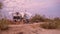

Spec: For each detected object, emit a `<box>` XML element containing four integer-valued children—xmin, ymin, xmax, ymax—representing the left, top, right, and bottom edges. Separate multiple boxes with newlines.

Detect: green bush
<box><xmin>0</xmin><ymin>19</ymin><xmax>9</xmax><ymax>30</ymax></box>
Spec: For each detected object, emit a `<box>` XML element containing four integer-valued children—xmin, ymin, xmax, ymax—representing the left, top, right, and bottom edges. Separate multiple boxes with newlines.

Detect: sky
<box><xmin>0</xmin><ymin>0</ymin><xmax>60</xmax><ymax>19</ymax></box>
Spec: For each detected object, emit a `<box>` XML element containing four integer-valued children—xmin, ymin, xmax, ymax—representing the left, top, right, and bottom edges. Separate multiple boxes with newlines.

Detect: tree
<box><xmin>0</xmin><ymin>2</ymin><xmax>3</xmax><ymax>9</ymax></box>
<box><xmin>0</xmin><ymin>2</ymin><xmax>3</xmax><ymax>19</ymax></box>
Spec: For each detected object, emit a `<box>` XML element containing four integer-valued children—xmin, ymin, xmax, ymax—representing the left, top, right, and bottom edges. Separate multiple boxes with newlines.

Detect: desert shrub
<box><xmin>40</xmin><ymin>22</ymin><xmax>58</xmax><ymax>29</ymax></box>
<box><xmin>40</xmin><ymin>21</ymin><xmax>60</xmax><ymax>29</ymax></box>
<box><xmin>44</xmin><ymin>18</ymin><xmax>53</xmax><ymax>22</ymax></box>
<box><xmin>53</xmin><ymin>17</ymin><xmax>60</xmax><ymax>22</ymax></box>
<box><xmin>30</xmin><ymin>14</ymin><xmax>45</xmax><ymax>23</ymax></box>
<box><xmin>40</xmin><ymin>17</ymin><xmax>60</xmax><ymax>29</ymax></box>
<box><xmin>54</xmin><ymin>17</ymin><xmax>60</xmax><ymax>20</ymax></box>
<box><xmin>53</xmin><ymin>17</ymin><xmax>60</xmax><ymax>29</ymax></box>
<box><xmin>0</xmin><ymin>19</ymin><xmax>9</xmax><ymax>30</ymax></box>
<box><xmin>17</xmin><ymin>32</ymin><xmax>23</xmax><ymax>34</ymax></box>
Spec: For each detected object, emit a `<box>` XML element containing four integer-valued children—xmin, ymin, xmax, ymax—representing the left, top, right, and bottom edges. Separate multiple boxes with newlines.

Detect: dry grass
<box><xmin>0</xmin><ymin>19</ymin><xmax>9</xmax><ymax>30</ymax></box>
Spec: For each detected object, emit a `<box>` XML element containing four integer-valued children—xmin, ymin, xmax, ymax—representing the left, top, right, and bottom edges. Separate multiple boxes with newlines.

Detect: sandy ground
<box><xmin>0</xmin><ymin>23</ymin><xmax>60</xmax><ymax>34</ymax></box>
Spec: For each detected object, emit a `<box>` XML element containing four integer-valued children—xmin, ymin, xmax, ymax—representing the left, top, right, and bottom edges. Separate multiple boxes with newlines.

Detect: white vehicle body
<box><xmin>9</xmin><ymin>11</ymin><xmax>32</xmax><ymax>22</ymax></box>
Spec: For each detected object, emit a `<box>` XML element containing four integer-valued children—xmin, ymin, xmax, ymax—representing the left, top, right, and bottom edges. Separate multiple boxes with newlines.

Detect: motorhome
<box><xmin>9</xmin><ymin>11</ymin><xmax>32</xmax><ymax>24</ymax></box>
